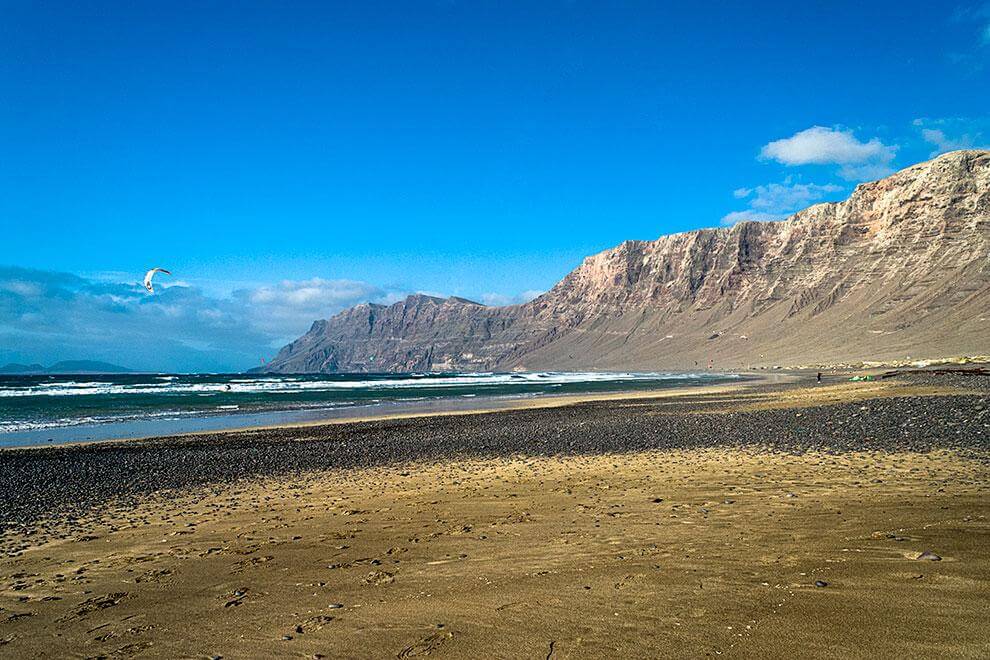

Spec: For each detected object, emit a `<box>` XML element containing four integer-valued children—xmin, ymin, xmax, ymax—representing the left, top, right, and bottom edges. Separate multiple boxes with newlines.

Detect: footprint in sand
<box><xmin>134</xmin><ymin>568</ymin><xmax>173</xmax><ymax>584</ymax></box>
<box><xmin>613</xmin><ymin>573</ymin><xmax>646</xmax><ymax>589</ymax></box>
<box><xmin>231</xmin><ymin>555</ymin><xmax>275</xmax><ymax>573</ymax></box>
<box><xmin>299</xmin><ymin>615</ymin><xmax>335</xmax><ymax>632</ymax></box>
<box><xmin>106</xmin><ymin>641</ymin><xmax>153</xmax><ymax>657</ymax></box>
<box><xmin>495</xmin><ymin>601</ymin><xmax>532</xmax><ymax>612</ymax></box>
<box><xmin>63</xmin><ymin>592</ymin><xmax>127</xmax><ymax>620</ymax></box>
<box><xmin>362</xmin><ymin>570</ymin><xmax>395</xmax><ymax>585</ymax></box>
<box><xmin>398</xmin><ymin>631</ymin><xmax>452</xmax><ymax>657</ymax></box>
<box><xmin>231</xmin><ymin>544</ymin><xmax>261</xmax><ymax>555</ymax></box>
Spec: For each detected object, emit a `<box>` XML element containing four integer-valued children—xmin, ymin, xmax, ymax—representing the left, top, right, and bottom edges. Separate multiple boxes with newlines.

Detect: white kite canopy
<box><xmin>143</xmin><ymin>268</ymin><xmax>172</xmax><ymax>293</ymax></box>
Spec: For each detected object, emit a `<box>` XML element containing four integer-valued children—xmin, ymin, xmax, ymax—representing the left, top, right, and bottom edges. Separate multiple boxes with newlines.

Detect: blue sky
<box><xmin>2</xmin><ymin>1</ymin><xmax>989</xmax><ymax>371</ymax></box>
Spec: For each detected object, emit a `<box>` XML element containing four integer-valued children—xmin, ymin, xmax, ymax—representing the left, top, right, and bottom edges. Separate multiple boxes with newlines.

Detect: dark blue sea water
<box><xmin>0</xmin><ymin>371</ymin><xmax>740</xmax><ymax>447</ymax></box>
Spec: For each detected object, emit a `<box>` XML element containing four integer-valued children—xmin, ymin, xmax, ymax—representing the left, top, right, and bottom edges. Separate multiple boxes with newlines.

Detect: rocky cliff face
<box><xmin>264</xmin><ymin>150</ymin><xmax>990</xmax><ymax>373</ymax></box>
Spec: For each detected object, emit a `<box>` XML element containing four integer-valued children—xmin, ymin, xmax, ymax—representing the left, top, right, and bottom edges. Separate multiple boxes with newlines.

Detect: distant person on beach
<box><xmin>817</xmin><ymin>372</ymin><xmax>822</xmax><ymax>383</ymax></box>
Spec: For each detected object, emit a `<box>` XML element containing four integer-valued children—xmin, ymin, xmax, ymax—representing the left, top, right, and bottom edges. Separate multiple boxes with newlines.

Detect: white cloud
<box><xmin>921</xmin><ymin>128</ymin><xmax>967</xmax><ymax>151</ymax></box>
<box><xmin>0</xmin><ymin>279</ymin><xmax>43</xmax><ymax>297</ymax></box>
<box><xmin>722</xmin><ymin>179</ymin><xmax>844</xmax><ymax>227</ymax></box>
<box><xmin>740</xmin><ymin>180</ymin><xmax>843</xmax><ymax>212</ymax></box>
<box><xmin>719</xmin><ymin>210</ymin><xmax>788</xmax><ymax>227</ymax></box>
<box><xmin>240</xmin><ymin>277</ymin><xmax>387</xmax><ymax>341</ymax></box>
<box><xmin>914</xmin><ymin>117</ymin><xmax>990</xmax><ymax>156</ymax></box>
<box><xmin>0</xmin><ymin>267</ymin><xmax>400</xmax><ymax>372</ymax></box>
<box><xmin>479</xmin><ymin>293</ymin><xmax>514</xmax><ymax>306</ymax></box>
<box><xmin>0</xmin><ymin>267</ymin><xmax>553</xmax><ymax>368</ymax></box>
<box><xmin>759</xmin><ymin>126</ymin><xmax>897</xmax><ymax>181</ymax></box>
<box><xmin>837</xmin><ymin>162</ymin><xmax>899</xmax><ymax>181</ymax></box>
<box><xmin>413</xmin><ymin>290</ymin><xmax>447</xmax><ymax>299</ymax></box>
<box><xmin>479</xmin><ymin>289</ymin><xmax>544</xmax><ymax>306</ymax></box>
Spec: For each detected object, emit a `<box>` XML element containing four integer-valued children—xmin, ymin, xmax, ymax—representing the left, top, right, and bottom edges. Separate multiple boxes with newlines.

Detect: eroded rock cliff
<box><xmin>264</xmin><ymin>150</ymin><xmax>990</xmax><ymax>372</ymax></box>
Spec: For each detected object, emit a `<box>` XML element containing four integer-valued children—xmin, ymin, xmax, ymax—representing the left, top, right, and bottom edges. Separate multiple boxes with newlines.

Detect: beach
<box><xmin>0</xmin><ymin>371</ymin><xmax>741</xmax><ymax>447</ymax></box>
<box><xmin>1</xmin><ymin>371</ymin><xmax>988</xmax><ymax>658</ymax></box>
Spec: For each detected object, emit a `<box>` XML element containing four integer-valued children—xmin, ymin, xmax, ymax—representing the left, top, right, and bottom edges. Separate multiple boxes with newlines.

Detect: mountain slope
<box><xmin>264</xmin><ymin>150</ymin><xmax>990</xmax><ymax>373</ymax></box>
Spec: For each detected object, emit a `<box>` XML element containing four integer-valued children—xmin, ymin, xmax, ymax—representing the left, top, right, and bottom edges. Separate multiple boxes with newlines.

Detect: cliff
<box><xmin>264</xmin><ymin>150</ymin><xmax>990</xmax><ymax>372</ymax></box>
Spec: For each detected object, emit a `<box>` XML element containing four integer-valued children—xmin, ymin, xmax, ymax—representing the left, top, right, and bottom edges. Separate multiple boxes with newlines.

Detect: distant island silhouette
<box><xmin>0</xmin><ymin>360</ymin><xmax>133</xmax><ymax>374</ymax></box>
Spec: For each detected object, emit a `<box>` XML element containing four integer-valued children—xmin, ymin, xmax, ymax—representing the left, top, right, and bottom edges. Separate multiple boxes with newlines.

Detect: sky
<box><xmin>2</xmin><ymin>1</ymin><xmax>989</xmax><ymax>371</ymax></box>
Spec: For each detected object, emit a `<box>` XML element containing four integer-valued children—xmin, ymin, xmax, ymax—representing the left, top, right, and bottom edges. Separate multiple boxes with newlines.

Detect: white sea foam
<box><xmin>0</xmin><ymin>399</ymin><xmax>365</xmax><ymax>434</ymax></box>
<box><xmin>0</xmin><ymin>372</ymin><xmax>733</xmax><ymax>398</ymax></box>
<box><xmin>0</xmin><ymin>409</ymin><xmax>200</xmax><ymax>434</ymax></box>
<box><xmin>0</xmin><ymin>372</ymin><xmax>739</xmax><ymax>434</ymax></box>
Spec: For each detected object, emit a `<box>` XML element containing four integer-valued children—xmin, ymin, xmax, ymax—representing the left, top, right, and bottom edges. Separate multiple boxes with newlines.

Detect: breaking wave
<box><xmin>0</xmin><ymin>372</ymin><xmax>730</xmax><ymax>398</ymax></box>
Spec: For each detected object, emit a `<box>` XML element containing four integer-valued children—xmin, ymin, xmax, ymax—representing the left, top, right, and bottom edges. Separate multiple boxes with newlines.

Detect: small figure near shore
<box><xmin>817</xmin><ymin>371</ymin><xmax>822</xmax><ymax>383</ymax></box>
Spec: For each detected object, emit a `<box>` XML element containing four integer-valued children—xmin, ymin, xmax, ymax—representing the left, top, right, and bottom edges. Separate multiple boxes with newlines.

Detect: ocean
<box><xmin>0</xmin><ymin>371</ymin><xmax>740</xmax><ymax>447</ymax></box>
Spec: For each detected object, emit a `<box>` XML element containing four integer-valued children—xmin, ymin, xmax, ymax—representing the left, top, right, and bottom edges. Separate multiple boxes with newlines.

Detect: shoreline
<box><xmin>1</xmin><ymin>369</ymin><xmax>986</xmax><ymax>534</ymax></box>
<box><xmin>1</xmin><ymin>372</ymin><xmax>770</xmax><ymax>451</ymax></box>
<box><xmin>7</xmin><ymin>365</ymin><xmax>976</xmax><ymax>453</ymax></box>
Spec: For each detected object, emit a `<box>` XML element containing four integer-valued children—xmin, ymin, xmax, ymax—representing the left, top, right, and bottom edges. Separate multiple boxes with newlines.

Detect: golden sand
<box><xmin>2</xmin><ymin>453</ymin><xmax>988</xmax><ymax>657</ymax></box>
<box><xmin>1</xmin><ymin>378</ymin><xmax>988</xmax><ymax>658</ymax></box>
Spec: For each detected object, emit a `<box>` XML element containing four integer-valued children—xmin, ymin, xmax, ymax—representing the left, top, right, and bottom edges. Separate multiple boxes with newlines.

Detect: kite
<box><xmin>143</xmin><ymin>268</ymin><xmax>171</xmax><ymax>294</ymax></box>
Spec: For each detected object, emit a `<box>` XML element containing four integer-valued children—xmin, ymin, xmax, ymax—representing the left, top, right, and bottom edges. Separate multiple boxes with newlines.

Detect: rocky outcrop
<box><xmin>265</xmin><ymin>294</ymin><xmax>521</xmax><ymax>373</ymax></box>
<box><xmin>263</xmin><ymin>150</ymin><xmax>990</xmax><ymax>372</ymax></box>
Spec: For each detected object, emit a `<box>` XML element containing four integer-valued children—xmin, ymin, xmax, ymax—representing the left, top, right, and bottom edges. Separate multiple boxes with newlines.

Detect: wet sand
<box><xmin>0</xmin><ymin>373</ymin><xmax>988</xmax><ymax>658</ymax></box>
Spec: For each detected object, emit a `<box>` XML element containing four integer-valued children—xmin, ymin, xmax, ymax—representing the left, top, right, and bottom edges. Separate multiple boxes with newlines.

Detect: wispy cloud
<box><xmin>913</xmin><ymin>117</ymin><xmax>990</xmax><ymax>156</ymax></box>
<box><xmin>0</xmin><ymin>267</ymin><xmax>404</xmax><ymax>372</ymax></box>
<box><xmin>479</xmin><ymin>290</ymin><xmax>544</xmax><ymax>306</ymax></box>
<box><xmin>719</xmin><ymin>210</ymin><xmax>788</xmax><ymax>227</ymax></box>
<box><xmin>759</xmin><ymin>126</ymin><xmax>898</xmax><ymax>181</ymax></box>
<box><xmin>721</xmin><ymin>179</ymin><xmax>844</xmax><ymax>227</ymax></box>
<box><xmin>946</xmin><ymin>3</ymin><xmax>990</xmax><ymax>71</ymax></box>
<box><xmin>740</xmin><ymin>180</ymin><xmax>843</xmax><ymax>212</ymax></box>
<box><xmin>239</xmin><ymin>278</ymin><xmax>396</xmax><ymax>343</ymax></box>
<box><xmin>951</xmin><ymin>3</ymin><xmax>990</xmax><ymax>42</ymax></box>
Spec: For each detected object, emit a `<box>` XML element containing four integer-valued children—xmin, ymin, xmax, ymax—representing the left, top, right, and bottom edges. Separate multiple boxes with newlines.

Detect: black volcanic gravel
<box><xmin>0</xmin><ymin>373</ymin><xmax>987</xmax><ymax>535</ymax></box>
